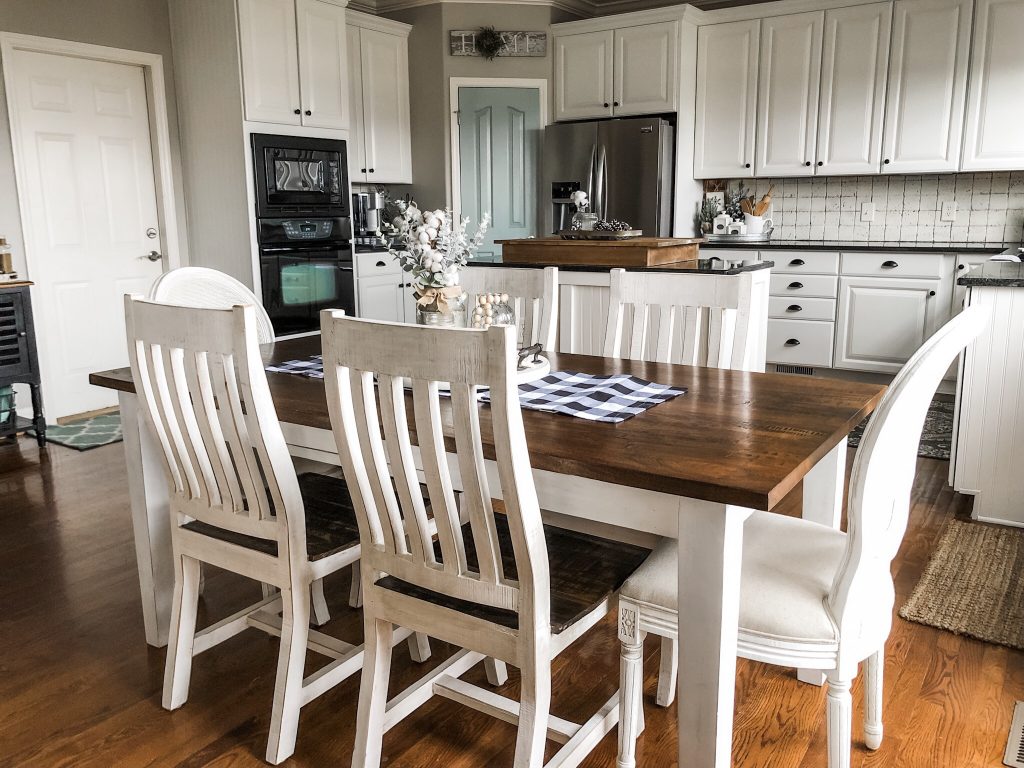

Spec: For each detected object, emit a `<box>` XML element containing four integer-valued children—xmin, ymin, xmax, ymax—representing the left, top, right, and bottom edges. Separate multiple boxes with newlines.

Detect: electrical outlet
<box><xmin>860</xmin><ymin>202</ymin><xmax>875</xmax><ymax>222</ymax></box>
<box><xmin>941</xmin><ymin>201</ymin><xmax>958</xmax><ymax>222</ymax></box>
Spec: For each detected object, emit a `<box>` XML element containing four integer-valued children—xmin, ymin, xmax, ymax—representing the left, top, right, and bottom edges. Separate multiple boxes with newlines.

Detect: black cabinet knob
<box><xmin>957</xmin><ymin>263</ymin><xmax>966</xmax><ymax>270</ymax></box>
<box><xmin>929</xmin><ymin>290</ymin><xmax>936</xmax><ymax>297</ymax></box>
<box><xmin>304</xmin><ymin>109</ymin><xmax>312</xmax><ymax>116</ymax></box>
<box><xmin>613</xmin><ymin>101</ymin><xmax>620</xmax><ymax>107</ymax></box>
<box><xmin>817</xmin><ymin>161</ymin><xmax>823</xmax><ymax>166</ymax></box>
<box><xmin>789</xmin><ymin>259</ymin><xmax>805</xmax><ymax>266</ymax></box>
<box><xmin>804</xmin><ymin>161</ymin><xmax>811</xmax><ymax>167</ymax></box>
<box><xmin>293</xmin><ymin>108</ymin><xmax>301</xmax><ymax>114</ymax></box>
<box><xmin>788</xmin><ymin>281</ymin><xmax>803</xmax><ymax>289</ymax></box>
<box><xmin>745</xmin><ymin>163</ymin><xmax>751</xmax><ymax>169</ymax></box>
<box><xmin>786</xmin><ymin>305</ymin><xmax>803</xmax><ymax>312</ymax></box>
<box><xmin>360</xmin><ymin>168</ymin><xmax>367</xmax><ymax>173</ymax></box>
<box><xmin>883</xmin><ymin>158</ymin><xmax>891</xmax><ymax>165</ymax></box>
<box><xmin>881</xmin><ymin>260</ymin><xmax>899</xmax><ymax>268</ymax></box>
<box><xmin>369</xmin><ymin>168</ymin><xmax>375</xmax><ymax>173</ymax></box>
<box><xmin>603</xmin><ymin>102</ymin><xmax>610</xmax><ymax>108</ymax></box>
<box><xmin>785</xmin><ymin>338</ymin><xmax>801</xmax><ymax>346</ymax></box>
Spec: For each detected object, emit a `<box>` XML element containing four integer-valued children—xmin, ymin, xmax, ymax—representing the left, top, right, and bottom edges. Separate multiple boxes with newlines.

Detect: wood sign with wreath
<box><xmin>449</xmin><ymin>28</ymin><xmax>548</xmax><ymax>59</ymax></box>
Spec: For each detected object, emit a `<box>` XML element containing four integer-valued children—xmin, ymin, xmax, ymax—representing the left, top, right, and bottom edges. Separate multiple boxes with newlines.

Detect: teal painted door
<box><xmin>457</xmin><ymin>87</ymin><xmax>540</xmax><ymax>262</ymax></box>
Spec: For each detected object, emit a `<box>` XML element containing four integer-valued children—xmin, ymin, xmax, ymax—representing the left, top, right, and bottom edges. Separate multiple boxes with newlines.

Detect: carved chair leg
<box><xmin>162</xmin><ymin>554</ymin><xmax>201</xmax><ymax>710</ymax></box>
<box><xmin>349</xmin><ymin>561</ymin><xmax>364</xmax><ymax>608</ymax></box>
<box><xmin>617</xmin><ymin>631</ymin><xmax>646</xmax><ymax>768</ymax></box>
<box><xmin>513</xmin><ymin>647</ymin><xmax>550</xmax><ymax>768</ymax></box>
<box><xmin>352</xmin><ymin>617</ymin><xmax>395</xmax><ymax>768</ymax></box>
<box><xmin>826</xmin><ymin>675</ymin><xmax>853</xmax><ymax>768</ymax></box>
<box><xmin>864</xmin><ymin>649</ymin><xmax>884</xmax><ymax>750</ymax></box>
<box><xmin>656</xmin><ymin>635</ymin><xmax>678</xmax><ymax>707</ymax></box>
<box><xmin>266</xmin><ymin>582</ymin><xmax>311</xmax><ymax>765</ymax></box>
<box><xmin>311</xmin><ymin>578</ymin><xmax>331</xmax><ymax>626</ymax></box>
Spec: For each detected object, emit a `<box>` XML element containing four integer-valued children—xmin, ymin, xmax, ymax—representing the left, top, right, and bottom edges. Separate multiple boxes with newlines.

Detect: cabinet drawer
<box><xmin>770</xmin><ymin>251</ymin><xmax>840</xmax><ymax>275</ymax></box>
<box><xmin>355</xmin><ymin>251</ymin><xmax>399</xmax><ymax>277</ymax></box>
<box><xmin>767</xmin><ymin>319</ymin><xmax>834</xmax><ymax>367</ymax></box>
<box><xmin>768</xmin><ymin>296</ymin><xmax>836</xmax><ymax>321</ymax></box>
<box><xmin>840</xmin><ymin>251</ymin><xmax>943</xmax><ymax>279</ymax></box>
<box><xmin>770</xmin><ymin>273</ymin><xmax>838</xmax><ymax>298</ymax></box>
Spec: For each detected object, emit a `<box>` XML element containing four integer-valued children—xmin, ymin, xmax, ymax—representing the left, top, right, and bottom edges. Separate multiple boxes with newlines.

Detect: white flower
<box><xmin>424</xmin><ymin>214</ymin><xmax>438</xmax><ymax>229</ymax></box>
<box><xmin>570</xmin><ymin>190</ymin><xmax>588</xmax><ymax>207</ymax></box>
<box><xmin>430</xmin><ymin>261</ymin><xmax>443</xmax><ymax>273</ymax></box>
<box><xmin>417</xmin><ymin>231</ymin><xmax>430</xmax><ymax>244</ymax></box>
<box><xmin>425</xmin><ymin>226</ymin><xmax>437</xmax><ymax>240</ymax></box>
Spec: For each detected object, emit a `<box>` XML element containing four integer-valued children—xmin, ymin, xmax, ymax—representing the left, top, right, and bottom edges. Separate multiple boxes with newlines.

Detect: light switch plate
<box><xmin>860</xmin><ymin>202</ymin><xmax>875</xmax><ymax>222</ymax></box>
<box><xmin>941</xmin><ymin>201</ymin><xmax>958</xmax><ymax>222</ymax></box>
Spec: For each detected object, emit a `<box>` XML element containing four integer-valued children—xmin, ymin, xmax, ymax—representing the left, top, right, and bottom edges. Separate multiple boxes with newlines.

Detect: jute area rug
<box><xmin>900</xmin><ymin>519</ymin><xmax>1024</xmax><ymax>650</ymax></box>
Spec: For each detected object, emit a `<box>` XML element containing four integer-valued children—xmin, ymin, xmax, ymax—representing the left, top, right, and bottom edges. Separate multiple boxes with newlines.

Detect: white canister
<box><xmin>743</xmin><ymin>214</ymin><xmax>773</xmax><ymax>235</ymax></box>
<box><xmin>713</xmin><ymin>214</ymin><xmax>732</xmax><ymax>234</ymax></box>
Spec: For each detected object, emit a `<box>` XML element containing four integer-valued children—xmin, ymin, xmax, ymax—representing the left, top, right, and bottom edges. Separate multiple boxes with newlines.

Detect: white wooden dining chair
<box><xmin>603</xmin><ymin>267</ymin><xmax>768</xmax><ymax>371</ymax></box>
<box><xmin>148</xmin><ymin>265</ymin><xmax>341</xmax><ymax>624</ymax></box>
<box><xmin>124</xmin><ymin>296</ymin><xmax>430</xmax><ymax>765</ymax></box>
<box><xmin>320</xmin><ymin>314</ymin><xmax>651</xmax><ymax>768</ymax></box>
<box><xmin>614</xmin><ymin>305</ymin><xmax>988</xmax><ymax>768</ymax></box>
<box><xmin>460</xmin><ymin>265</ymin><xmax>559</xmax><ymax>350</ymax></box>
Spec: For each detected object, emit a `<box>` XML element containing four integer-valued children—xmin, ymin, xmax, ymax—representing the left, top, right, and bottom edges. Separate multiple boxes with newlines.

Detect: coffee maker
<box><xmin>352</xmin><ymin>191</ymin><xmax>387</xmax><ymax>252</ymax></box>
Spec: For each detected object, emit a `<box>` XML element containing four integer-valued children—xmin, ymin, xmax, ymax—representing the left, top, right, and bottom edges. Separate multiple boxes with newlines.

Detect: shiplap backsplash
<box><xmin>729</xmin><ymin>172</ymin><xmax>1024</xmax><ymax>244</ymax></box>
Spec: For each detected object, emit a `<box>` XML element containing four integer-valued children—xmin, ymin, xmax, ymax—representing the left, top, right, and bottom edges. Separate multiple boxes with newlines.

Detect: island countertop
<box><xmin>497</xmin><ymin>236</ymin><xmax>705</xmax><ymax>268</ymax></box>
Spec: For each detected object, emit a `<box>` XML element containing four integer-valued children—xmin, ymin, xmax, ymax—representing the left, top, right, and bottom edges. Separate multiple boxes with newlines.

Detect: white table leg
<box><xmin>677</xmin><ymin>500</ymin><xmax>753</xmax><ymax>768</ymax></box>
<box><xmin>120</xmin><ymin>392</ymin><xmax>173</xmax><ymax>647</ymax></box>
<box><xmin>797</xmin><ymin>438</ymin><xmax>847</xmax><ymax>686</ymax></box>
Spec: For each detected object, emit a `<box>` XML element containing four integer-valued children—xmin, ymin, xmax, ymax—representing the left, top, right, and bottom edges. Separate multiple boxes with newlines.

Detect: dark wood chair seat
<box><xmin>377</xmin><ymin>515</ymin><xmax>651</xmax><ymax>634</ymax></box>
<box><xmin>183</xmin><ymin>473</ymin><xmax>361</xmax><ymax>561</ymax></box>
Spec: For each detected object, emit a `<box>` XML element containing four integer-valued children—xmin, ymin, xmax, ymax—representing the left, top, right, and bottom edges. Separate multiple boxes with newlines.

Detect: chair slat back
<box><xmin>321</xmin><ymin>314</ymin><xmax>549</xmax><ymax>623</ymax></box>
<box><xmin>149</xmin><ymin>266</ymin><xmax>275</xmax><ymax>344</ymax></box>
<box><xmin>829</xmin><ymin>305</ymin><xmax>988</xmax><ymax>653</ymax></box>
<box><xmin>124</xmin><ymin>296</ymin><xmax>303</xmax><ymax>551</ymax></box>
<box><xmin>602</xmin><ymin>268</ymin><xmax>758</xmax><ymax>370</ymax></box>
<box><xmin>460</xmin><ymin>266</ymin><xmax>558</xmax><ymax>351</ymax></box>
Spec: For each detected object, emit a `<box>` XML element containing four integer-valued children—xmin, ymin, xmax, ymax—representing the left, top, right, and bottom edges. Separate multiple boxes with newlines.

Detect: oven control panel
<box><xmin>281</xmin><ymin>219</ymin><xmax>335</xmax><ymax>240</ymax></box>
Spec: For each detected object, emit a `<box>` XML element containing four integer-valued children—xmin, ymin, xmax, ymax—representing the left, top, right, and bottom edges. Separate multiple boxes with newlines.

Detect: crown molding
<box><xmin>552</xmin><ymin>2</ymin><xmax>704</xmax><ymax>31</ymax></box>
<box><xmin>346</xmin><ymin>6</ymin><xmax>414</xmax><ymax>32</ymax></box>
<box><xmin>698</xmin><ymin>0</ymin><xmax>882</xmax><ymax>24</ymax></box>
<box><xmin>359</xmin><ymin>0</ymin><xmax>596</xmax><ymax>17</ymax></box>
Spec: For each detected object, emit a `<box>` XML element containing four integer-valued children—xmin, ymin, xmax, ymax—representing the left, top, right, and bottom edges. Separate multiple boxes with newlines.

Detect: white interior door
<box><xmin>8</xmin><ymin>49</ymin><xmax>164</xmax><ymax>418</ymax></box>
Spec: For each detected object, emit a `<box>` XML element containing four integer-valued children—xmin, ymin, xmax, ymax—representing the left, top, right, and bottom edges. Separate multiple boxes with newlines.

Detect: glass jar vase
<box><xmin>414</xmin><ymin>284</ymin><xmax>467</xmax><ymax>327</ymax></box>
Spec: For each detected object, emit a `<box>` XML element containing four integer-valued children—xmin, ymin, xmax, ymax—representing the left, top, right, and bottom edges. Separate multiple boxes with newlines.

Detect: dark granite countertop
<box><xmin>701</xmin><ymin>240</ymin><xmax>1010</xmax><ymax>254</ymax></box>
<box><xmin>959</xmin><ymin>260</ymin><xmax>1024</xmax><ymax>287</ymax></box>
<box><xmin>471</xmin><ymin>258</ymin><xmax>773</xmax><ymax>275</ymax></box>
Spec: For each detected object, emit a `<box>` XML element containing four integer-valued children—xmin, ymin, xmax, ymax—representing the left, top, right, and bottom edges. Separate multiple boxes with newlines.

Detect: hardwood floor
<box><xmin>1</xmin><ymin>436</ymin><xmax>1018</xmax><ymax>767</ymax></box>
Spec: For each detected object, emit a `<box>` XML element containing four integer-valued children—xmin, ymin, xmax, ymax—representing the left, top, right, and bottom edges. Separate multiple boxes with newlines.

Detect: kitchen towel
<box><xmin>481</xmin><ymin>371</ymin><xmax>686</xmax><ymax>424</ymax></box>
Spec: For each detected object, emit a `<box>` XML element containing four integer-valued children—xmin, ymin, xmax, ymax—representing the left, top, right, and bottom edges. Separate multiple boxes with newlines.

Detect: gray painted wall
<box><xmin>0</xmin><ymin>0</ymin><xmax>188</xmax><ymax>276</ymax></box>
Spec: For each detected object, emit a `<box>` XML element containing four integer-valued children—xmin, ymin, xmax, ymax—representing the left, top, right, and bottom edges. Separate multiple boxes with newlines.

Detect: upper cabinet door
<box><xmin>346</xmin><ymin>24</ymin><xmax>367</xmax><ymax>184</ymax></box>
<box><xmin>755</xmin><ymin>12</ymin><xmax>823</xmax><ymax>177</ymax></box>
<box><xmin>554</xmin><ymin>31</ymin><xmax>614</xmax><ymax>121</ymax></box>
<box><xmin>238</xmin><ymin>0</ymin><xmax>302</xmax><ymax>125</ymax></box>
<box><xmin>359</xmin><ymin>29</ymin><xmax>412</xmax><ymax>184</ymax></box>
<box><xmin>695</xmin><ymin>20</ymin><xmax>760</xmax><ymax>179</ymax></box>
<box><xmin>881</xmin><ymin>0</ymin><xmax>973</xmax><ymax>174</ymax></box>
<box><xmin>816</xmin><ymin>3</ymin><xmax>892</xmax><ymax>175</ymax></box>
<box><xmin>962</xmin><ymin>0</ymin><xmax>1024</xmax><ymax>171</ymax></box>
<box><xmin>296</xmin><ymin>0</ymin><xmax>349</xmax><ymax>130</ymax></box>
<box><xmin>613</xmin><ymin>22</ymin><xmax>679</xmax><ymax>117</ymax></box>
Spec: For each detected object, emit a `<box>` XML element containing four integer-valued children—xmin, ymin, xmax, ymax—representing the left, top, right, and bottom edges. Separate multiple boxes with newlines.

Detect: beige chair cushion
<box><xmin>619</xmin><ymin>511</ymin><xmax>849</xmax><ymax>651</ymax></box>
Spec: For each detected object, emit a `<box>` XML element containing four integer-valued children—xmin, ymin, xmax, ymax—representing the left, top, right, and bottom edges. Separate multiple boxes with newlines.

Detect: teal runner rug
<box><xmin>31</xmin><ymin>412</ymin><xmax>123</xmax><ymax>451</ymax></box>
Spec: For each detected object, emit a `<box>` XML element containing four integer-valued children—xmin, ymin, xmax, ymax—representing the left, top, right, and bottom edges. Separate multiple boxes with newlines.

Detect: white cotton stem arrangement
<box><xmin>379</xmin><ymin>202</ymin><xmax>491</xmax><ymax>294</ymax></box>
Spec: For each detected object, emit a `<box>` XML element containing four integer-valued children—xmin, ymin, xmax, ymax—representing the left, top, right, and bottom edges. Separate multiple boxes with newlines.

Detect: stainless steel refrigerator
<box><xmin>543</xmin><ymin>117</ymin><xmax>675</xmax><ymax>237</ymax></box>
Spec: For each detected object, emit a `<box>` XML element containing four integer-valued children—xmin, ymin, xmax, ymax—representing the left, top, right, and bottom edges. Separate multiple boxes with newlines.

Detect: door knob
<box><xmin>142</xmin><ymin>251</ymin><xmax>162</xmax><ymax>262</ymax></box>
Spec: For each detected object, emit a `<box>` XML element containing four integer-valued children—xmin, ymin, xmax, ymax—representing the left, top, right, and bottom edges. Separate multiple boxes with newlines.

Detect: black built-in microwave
<box><xmin>251</xmin><ymin>133</ymin><xmax>349</xmax><ymax>218</ymax></box>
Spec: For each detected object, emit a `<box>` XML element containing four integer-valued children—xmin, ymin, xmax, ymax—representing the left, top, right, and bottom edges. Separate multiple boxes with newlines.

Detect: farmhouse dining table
<box><xmin>90</xmin><ymin>335</ymin><xmax>885</xmax><ymax>768</ymax></box>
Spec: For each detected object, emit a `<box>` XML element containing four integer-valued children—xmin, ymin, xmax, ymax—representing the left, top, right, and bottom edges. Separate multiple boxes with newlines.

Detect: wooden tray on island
<box><xmin>557</xmin><ymin>229</ymin><xmax>643</xmax><ymax>240</ymax></box>
<box><xmin>497</xmin><ymin>237</ymin><xmax>705</xmax><ymax>268</ymax></box>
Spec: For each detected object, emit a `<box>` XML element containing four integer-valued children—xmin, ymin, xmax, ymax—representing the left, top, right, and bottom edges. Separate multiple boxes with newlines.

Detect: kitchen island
<box><xmin>497</xmin><ymin>236</ymin><xmax>705</xmax><ymax>268</ymax></box>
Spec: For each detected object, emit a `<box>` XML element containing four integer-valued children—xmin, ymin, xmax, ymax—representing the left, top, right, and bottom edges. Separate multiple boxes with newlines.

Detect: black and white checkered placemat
<box><xmin>266</xmin><ymin>355</ymin><xmax>325</xmax><ymax>379</ymax></box>
<box><xmin>482</xmin><ymin>371</ymin><xmax>686</xmax><ymax>423</ymax></box>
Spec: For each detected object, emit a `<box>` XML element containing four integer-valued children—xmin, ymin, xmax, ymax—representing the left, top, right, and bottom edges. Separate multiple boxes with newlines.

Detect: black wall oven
<box><xmin>252</xmin><ymin>134</ymin><xmax>354</xmax><ymax>334</ymax></box>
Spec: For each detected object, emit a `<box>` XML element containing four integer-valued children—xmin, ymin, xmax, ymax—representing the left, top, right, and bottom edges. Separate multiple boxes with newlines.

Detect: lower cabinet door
<box><xmin>357</xmin><ymin>274</ymin><xmax>404</xmax><ymax>322</ymax></box>
<box><xmin>834</xmin><ymin>275</ymin><xmax>948</xmax><ymax>373</ymax></box>
<box><xmin>767</xmin><ymin>319</ymin><xmax>834</xmax><ymax>366</ymax></box>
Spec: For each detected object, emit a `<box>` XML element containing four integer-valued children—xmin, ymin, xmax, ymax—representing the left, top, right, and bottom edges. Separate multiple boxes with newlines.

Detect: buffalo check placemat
<box><xmin>481</xmin><ymin>371</ymin><xmax>686</xmax><ymax>423</ymax></box>
<box><xmin>266</xmin><ymin>355</ymin><xmax>325</xmax><ymax>379</ymax></box>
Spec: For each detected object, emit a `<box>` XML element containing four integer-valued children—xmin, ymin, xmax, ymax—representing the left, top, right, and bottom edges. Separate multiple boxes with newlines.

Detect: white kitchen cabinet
<box><xmin>357</xmin><ymin>272</ymin><xmax>405</xmax><ymax>323</ymax></box>
<box><xmin>754</xmin><ymin>12</ymin><xmax>822</xmax><ymax>177</ymax></box>
<box><xmin>880</xmin><ymin>0</ymin><xmax>973</xmax><ymax>174</ymax></box>
<box><xmin>295</xmin><ymin>0</ymin><xmax>350</xmax><ymax>130</ymax></box>
<box><xmin>347</xmin><ymin>16</ymin><xmax>412</xmax><ymax>184</ymax></box>
<box><xmin>613</xmin><ymin>22</ymin><xmax>679</xmax><ymax>116</ymax></box>
<box><xmin>554</xmin><ymin>30</ymin><xmax>614</xmax><ymax>121</ymax></box>
<box><xmin>237</xmin><ymin>0</ymin><xmax>302</xmax><ymax>125</ymax></box>
<box><xmin>238</xmin><ymin>0</ymin><xmax>349</xmax><ymax>129</ymax></box>
<box><xmin>815</xmin><ymin>3</ymin><xmax>891</xmax><ymax>175</ymax></box>
<box><xmin>694</xmin><ymin>20</ymin><xmax>760</xmax><ymax>179</ymax></box>
<box><xmin>835</xmin><ymin>275</ymin><xmax>951</xmax><ymax>373</ymax></box>
<box><xmin>952</xmin><ymin>254</ymin><xmax>993</xmax><ymax>314</ymax></box>
<box><xmin>961</xmin><ymin>0</ymin><xmax>1024</xmax><ymax>171</ymax></box>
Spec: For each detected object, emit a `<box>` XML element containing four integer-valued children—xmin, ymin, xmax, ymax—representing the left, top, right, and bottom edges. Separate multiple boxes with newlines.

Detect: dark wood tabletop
<box><xmin>90</xmin><ymin>336</ymin><xmax>885</xmax><ymax>512</ymax></box>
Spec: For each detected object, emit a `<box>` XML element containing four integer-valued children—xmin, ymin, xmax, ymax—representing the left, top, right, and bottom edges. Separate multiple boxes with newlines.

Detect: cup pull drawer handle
<box><xmin>789</xmin><ymin>259</ymin><xmax>805</xmax><ymax>266</ymax></box>
<box><xmin>785</xmin><ymin>339</ymin><xmax>801</xmax><ymax>346</ymax></box>
<box><xmin>375</xmin><ymin>260</ymin><xmax>386</xmax><ymax>267</ymax></box>
<box><xmin>788</xmin><ymin>282</ymin><xmax>803</xmax><ymax>289</ymax></box>
<box><xmin>882</xmin><ymin>260</ymin><xmax>899</xmax><ymax>268</ymax></box>
<box><xmin>787</xmin><ymin>305</ymin><xmax>802</xmax><ymax>312</ymax></box>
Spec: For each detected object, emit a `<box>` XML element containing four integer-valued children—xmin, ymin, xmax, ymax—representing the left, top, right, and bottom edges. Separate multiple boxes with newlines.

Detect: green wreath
<box><xmin>476</xmin><ymin>26</ymin><xmax>504</xmax><ymax>60</ymax></box>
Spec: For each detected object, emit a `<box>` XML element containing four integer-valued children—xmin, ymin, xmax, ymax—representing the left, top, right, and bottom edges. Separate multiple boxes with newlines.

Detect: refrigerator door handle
<box><xmin>586</xmin><ymin>144</ymin><xmax>598</xmax><ymax>205</ymax></box>
<box><xmin>595</xmin><ymin>145</ymin><xmax>608</xmax><ymax>221</ymax></box>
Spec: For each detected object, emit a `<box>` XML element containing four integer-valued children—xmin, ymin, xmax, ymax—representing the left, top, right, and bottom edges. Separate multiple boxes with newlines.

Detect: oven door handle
<box><xmin>260</xmin><ymin>245</ymin><xmax>349</xmax><ymax>254</ymax></box>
